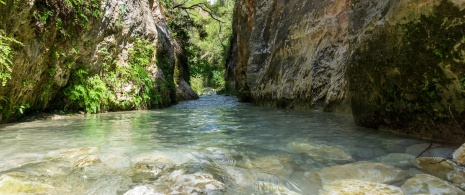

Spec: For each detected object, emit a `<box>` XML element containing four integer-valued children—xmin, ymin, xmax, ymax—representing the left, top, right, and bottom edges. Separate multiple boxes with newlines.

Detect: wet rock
<box><xmin>412</xmin><ymin>157</ymin><xmax>465</xmax><ymax>190</ymax></box>
<box><xmin>247</xmin><ymin>155</ymin><xmax>294</xmax><ymax>177</ymax></box>
<box><xmin>130</xmin><ymin>153</ymin><xmax>179</xmax><ymax>182</ymax></box>
<box><xmin>0</xmin><ymin>172</ymin><xmax>54</xmax><ymax>194</ymax></box>
<box><xmin>412</xmin><ymin>157</ymin><xmax>455</xmax><ymax>180</ymax></box>
<box><xmin>157</xmin><ymin>170</ymin><xmax>225</xmax><ymax>194</ymax></box>
<box><xmin>401</xmin><ymin>174</ymin><xmax>465</xmax><ymax>195</ymax></box>
<box><xmin>176</xmin><ymin>79</ymin><xmax>199</xmax><ymax>102</ymax></box>
<box><xmin>124</xmin><ymin>185</ymin><xmax>160</xmax><ymax>195</ymax></box>
<box><xmin>49</xmin><ymin>147</ymin><xmax>99</xmax><ymax>161</ymax></box>
<box><xmin>320</xmin><ymin>179</ymin><xmax>405</xmax><ymax>195</ymax></box>
<box><xmin>405</xmin><ymin>143</ymin><xmax>442</xmax><ymax>157</ymax></box>
<box><xmin>315</xmin><ymin>161</ymin><xmax>408</xmax><ymax>184</ymax></box>
<box><xmin>347</xmin><ymin>147</ymin><xmax>386</xmax><ymax>160</ymax></box>
<box><xmin>253</xmin><ymin>181</ymin><xmax>300</xmax><ymax>195</ymax></box>
<box><xmin>374</xmin><ymin>153</ymin><xmax>416</xmax><ymax>168</ymax></box>
<box><xmin>453</xmin><ymin>143</ymin><xmax>465</xmax><ymax>165</ymax></box>
<box><xmin>75</xmin><ymin>155</ymin><xmax>102</xmax><ymax>168</ymax></box>
<box><xmin>381</xmin><ymin>139</ymin><xmax>422</xmax><ymax>153</ymax></box>
<box><xmin>430</xmin><ymin>147</ymin><xmax>455</xmax><ymax>159</ymax></box>
<box><xmin>287</xmin><ymin>141</ymin><xmax>354</xmax><ymax>162</ymax></box>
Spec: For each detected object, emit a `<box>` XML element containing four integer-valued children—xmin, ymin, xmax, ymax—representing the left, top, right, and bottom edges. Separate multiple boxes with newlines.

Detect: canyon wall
<box><xmin>0</xmin><ymin>0</ymin><xmax>196</xmax><ymax>122</ymax></box>
<box><xmin>227</xmin><ymin>0</ymin><xmax>465</xmax><ymax>142</ymax></box>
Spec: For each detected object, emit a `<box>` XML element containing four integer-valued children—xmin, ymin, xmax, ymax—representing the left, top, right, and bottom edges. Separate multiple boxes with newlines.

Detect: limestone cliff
<box><xmin>227</xmin><ymin>0</ymin><xmax>465</xmax><ymax>142</ymax></box>
<box><xmin>0</xmin><ymin>0</ymin><xmax>196</xmax><ymax>122</ymax></box>
<box><xmin>227</xmin><ymin>0</ymin><xmax>350</xmax><ymax>112</ymax></box>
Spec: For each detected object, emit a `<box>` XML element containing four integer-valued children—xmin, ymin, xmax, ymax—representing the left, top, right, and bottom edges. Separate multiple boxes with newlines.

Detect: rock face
<box><xmin>228</xmin><ymin>0</ymin><xmax>465</xmax><ymax>141</ymax></box>
<box><xmin>226</xmin><ymin>0</ymin><xmax>350</xmax><ymax>112</ymax></box>
<box><xmin>0</xmin><ymin>0</ymin><xmax>197</xmax><ymax>122</ymax></box>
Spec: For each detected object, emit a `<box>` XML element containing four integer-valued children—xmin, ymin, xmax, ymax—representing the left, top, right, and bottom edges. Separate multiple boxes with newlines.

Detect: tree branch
<box><xmin>173</xmin><ymin>3</ymin><xmax>223</xmax><ymax>23</ymax></box>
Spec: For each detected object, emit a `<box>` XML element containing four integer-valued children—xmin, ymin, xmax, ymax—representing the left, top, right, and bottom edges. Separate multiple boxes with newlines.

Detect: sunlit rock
<box><xmin>253</xmin><ymin>181</ymin><xmax>300</xmax><ymax>195</ymax></box>
<box><xmin>401</xmin><ymin>174</ymin><xmax>465</xmax><ymax>195</ymax></box>
<box><xmin>319</xmin><ymin>179</ymin><xmax>405</xmax><ymax>195</ymax></box>
<box><xmin>412</xmin><ymin>157</ymin><xmax>465</xmax><ymax>190</ymax></box>
<box><xmin>374</xmin><ymin>153</ymin><xmax>416</xmax><ymax>168</ymax></box>
<box><xmin>130</xmin><ymin>153</ymin><xmax>178</xmax><ymax>182</ymax></box>
<box><xmin>412</xmin><ymin>157</ymin><xmax>455</xmax><ymax>180</ymax></box>
<box><xmin>287</xmin><ymin>141</ymin><xmax>354</xmax><ymax>162</ymax></box>
<box><xmin>74</xmin><ymin>155</ymin><xmax>102</xmax><ymax>168</ymax></box>
<box><xmin>453</xmin><ymin>143</ymin><xmax>465</xmax><ymax>165</ymax></box>
<box><xmin>46</xmin><ymin>147</ymin><xmax>99</xmax><ymax>163</ymax></box>
<box><xmin>157</xmin><ymin>170</ymin><xmax>225</xmax><ymax>194</ymax></box>
<box><xmin>247</xmin><ymin>155</ymin><xmax>294</xmax><ymax>177</ymax></box>
<box><xmin>0</xmin><ymin>172</ymin><xmax>54</xmax><ymax>194</ymax></box>
<box><xmin>124</xmin><ymin>185</ymin><xmax>161</xmax><ymax>195</ymax></box>
<box><xmin>315</xmin><ymin>161</ymin><xmax>408</xmax><ymax>184</ymax></box>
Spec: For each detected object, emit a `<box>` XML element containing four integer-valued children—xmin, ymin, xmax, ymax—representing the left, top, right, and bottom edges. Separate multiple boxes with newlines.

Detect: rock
<box><xmin>158</xmin><ymin>170</ymin><xmax>225</xmax><ymax>194</ymax></box>
<box><xmin>316</xmin><ymin>161</ymin><xmax>408</xmax><ymax>184</ymax></box>
<box><xmin>227</xmin><ymin>0</ymin><xmax>465</xmax><ymax>142</ymax></box>
<box><xmin>247</xmin><ymin>155</ymin><xmax>294</xmax><ymax>177</ymax></box>
<box><xmin>430</xmin><ymin>147</ymin><xmax>455</xmax><ymax>159</ymax></box>
<box><xmin>124</xmin><ymin>186</ymin><xmax>161</xmax><ymax>195</ymax></box>
<box><xmin>74</xmin><ymin>155</ymin><xmax>102</xmax><ymax>168</ymax></box>
<box><xmin>374</xmin><ymin>153</ymin><xmax>416</xmax><ymax>168</ymax></box>
<box><xmin>319</xmin><ymin>179</ymin><xmax>405</xmax><ymax>195</ymax></box>
<box><xmin>453</xmin><ymin>143</ymin><xmax>465</xmax><ymax>165</ymax></box>
<box><xmin>405</xmin><ymin>143</ymin><xmax>442</xmax><ymax>157</ymax></box>
<box><xmin>401</xmin><ymin>174</ymin><xmax>465</xmax><ymax>195</ymax></box>
<box><xmin>176</xmin><ymin>78</ymin><xmax>199</xmax><ymax>102</ymax></box>
<box><xmin>413</xmin><ymin>157</ymin><xmax>465</xmax><ymax>190</ymax></box>
<box><xmin>0</xmin><ymin>0</ymin><xmax>177</xmax><ymax>122</ymax></box>
<box><xmin>253</xmin><ymin>181</ymin><xmax>300</xmax><ymax>195</ymax></box>
<box><xmin>347</xmin><ymin>147</ymin><xmax>386</xmax><ymax>160</ymax></box>
<box><xmin>412</xmin><ymin>157</ymin><xmax>455</xmax><ymax>180</ymax></box>
<box><xmin>0</xmin><ymin>172</ymin><xmax>54</xmax><ymax>194</ymax></box>
<box><xmin>287</xmin><ymin>141</ymin><xmax>354</xmax><ymax>162</ymax></box>
<box><xmin>55</xmin><ymin>147</ymin><xmax>99</xmax><ymax>160</ymax></box>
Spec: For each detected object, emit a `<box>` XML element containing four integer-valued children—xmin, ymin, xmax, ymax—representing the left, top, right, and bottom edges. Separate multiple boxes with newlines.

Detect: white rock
<box><xmin>401</xmin><ymin>174</ymin><xmax>465</xmax><ymax>195</ymax></box>
<box><xmin>124</xmin><ymin>186</ymin><xmax>162</xmax><ymax>195</ymax></box>
<box><xmin>320</xmin><ymin>179</ymin><xmax>405</xmax><ymax>195</ymax></box>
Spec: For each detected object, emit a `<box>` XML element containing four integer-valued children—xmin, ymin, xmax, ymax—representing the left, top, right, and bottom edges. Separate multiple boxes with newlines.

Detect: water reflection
<box><xmin>0</xmin><ymin>95</ymin><xmax>458</xmax><ymax>194</ymax></box>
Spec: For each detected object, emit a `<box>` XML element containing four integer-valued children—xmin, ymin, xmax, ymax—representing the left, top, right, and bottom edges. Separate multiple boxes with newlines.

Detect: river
<box><xmin>0</xmin><ymin>95</ymin><xmax>458</xmax><ymax>194</ymax></box>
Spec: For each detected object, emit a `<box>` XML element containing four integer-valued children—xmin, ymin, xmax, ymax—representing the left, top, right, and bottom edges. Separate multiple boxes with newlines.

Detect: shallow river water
<box><xmin>0</xmin><ymin>95</ymin><xmax>460</xmax><ymax>194</ymax></box>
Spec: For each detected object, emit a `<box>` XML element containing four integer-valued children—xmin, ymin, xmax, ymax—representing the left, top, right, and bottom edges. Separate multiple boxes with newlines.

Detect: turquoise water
<box><xmin>0</xmin><ymin>95</ymin><xmax>456</xmax><ymax>194</ymax></box>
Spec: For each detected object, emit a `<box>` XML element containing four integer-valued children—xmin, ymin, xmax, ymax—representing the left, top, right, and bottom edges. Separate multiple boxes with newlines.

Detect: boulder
<box><xmin>124</xmin><ymin>186</ymin><xmax>161</xmax><ymax>195</ymax></box>
<box><xmin>401</xmin><ymin>174</ymin><xmax>465</xmax><ymax>195</ymax></box>
<box><xmin>0</xmin><ymin>172</ymin><xmax>54</xmax><ymax>194</ymax></box>
<box><xmin>158</xmin><ymin>170</ymin><xmax>225</xmax><ymax>194</ymax></box>
<box><xmin>412</xmin><ymin>157</ymin><xmax>465</xmax><ymax>190</ymax></box>
<box><xmin>320</xmin><ymin>179</ymin><xmax>405</xmax><ymax>195</ymax></box>
<box><xmin>316</xmin><ymin>161</ymin><xmax>408</xmax><ymax>184</ymax></box>
<box><xmin>75</xmin><ymin>155</ymin><xmax>102</xmax><ymax>168</ymax></box>
<box><xmin>453</xmin><ymin>143</ymin><xmax>465</xmax><ymax>165</ymax></box>
<box><xmin>247</xmin><ymin>155</ymin><xmax>294</xmax><ymax>177</ymax></box>
<box><xmin>287</xmin><ymin>141</ymin><xmax>354</xmax><ymax>162</ymax></box>
<box><xmin>374</xmin><ymin>153</ymin><xmax>416</xmax><ymax>168</ymax></box>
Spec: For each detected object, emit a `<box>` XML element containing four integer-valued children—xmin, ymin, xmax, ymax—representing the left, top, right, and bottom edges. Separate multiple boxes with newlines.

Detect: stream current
<box><xmin>0</xmin><ymin>95</ymin><xmax>458</xmax><ymax>194</ymax></box>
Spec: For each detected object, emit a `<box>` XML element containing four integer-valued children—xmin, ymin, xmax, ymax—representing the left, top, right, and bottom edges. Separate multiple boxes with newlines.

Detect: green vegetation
<box><xmin>63</xmin><ymin>38</ymin><xmax>168</xmax><ymax>113</ymax></box>
<box><xmin>0</xmin><ymin>30</ymin><xmax>22</xmax><ymax>86</ymax></box>
<box><xmin>162</xmin><ymin>0</ymin><xmax>234</xmax><ymax>94</ymax></box>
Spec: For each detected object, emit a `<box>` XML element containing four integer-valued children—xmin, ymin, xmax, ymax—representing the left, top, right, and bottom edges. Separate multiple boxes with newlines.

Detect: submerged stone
<box><xmin>287</xmin><ymin>141</ymin><xmax>354</xmax><ymax>162</ymax></box>
<box><xmin>374</xmin><ymin>153</ymin><xmax>416</xmax><ymax>168</ymax></box>
<box><xmin>156</xmin><ymin>170</ymin><xmax>225</xmax><ymax>194</ymax></box>
<box><xmin>315</xmin><ymin>161</ymin><xmax>408</xmax><ymax>184</ymax></box>
<box><xmin>0</xmin><ymin>172</ymin><xmax>54</xmax><ymax>194</ymax></box>
<box><xmin>401</xmin><ymin>174</ymin><xmax>465</xmax><ymax>195</ymax></box>
<box><xmin>247</xmin><ymin>155</ymin><xmax>294</xmax><ymax>177</ymax></box>
<box><xmin>319</xmin><ymin>179</ymin><xmax>405</xmax><ymax>195</ymax></box>
<box><xmin>74</xmin><ymin>155</ymin><xmax>102</xmax><ymax>168</ymax></box>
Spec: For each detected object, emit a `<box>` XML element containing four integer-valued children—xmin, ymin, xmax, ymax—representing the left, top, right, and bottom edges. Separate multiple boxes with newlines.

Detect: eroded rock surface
<box><xmin>227</xmin><ymin>0</ymin><xmax>465</xmax><ymax>142</ymax></box>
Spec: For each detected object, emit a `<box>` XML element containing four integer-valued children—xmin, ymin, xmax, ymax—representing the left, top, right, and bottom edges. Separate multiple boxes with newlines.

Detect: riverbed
<box><xmin>0</xmin><ymin>95</ymin><xmax>459</xmax><ymax>194</ymax></box>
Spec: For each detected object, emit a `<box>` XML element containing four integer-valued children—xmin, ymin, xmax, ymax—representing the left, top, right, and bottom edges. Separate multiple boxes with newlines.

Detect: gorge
<box><xmin>0</xmin><ymin>0</ymin><xmax>465</xmax><ymax>194</ymax></box>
